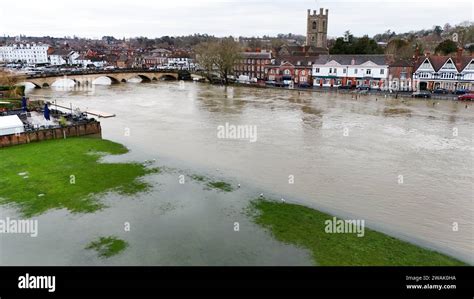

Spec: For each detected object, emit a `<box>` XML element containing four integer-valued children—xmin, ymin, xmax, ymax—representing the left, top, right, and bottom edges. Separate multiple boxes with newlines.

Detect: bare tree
<box><xmin>385</xmin><ymin>39</ymin><xmax>414</xmax><ymax>59</ymax></box>
<box><xmin>195</xmin><ymin>38</ymin><xmax>242</xmax><ymax>85</ymax></box>
<box><xmin>213</xmin><ymin>38</ymin><xmax>242</xmax><ymax>85</ymax></box>
<box><xmin>0</xmin><ymin>70</ymin><xmax>19</xmax><ymax>86</ymax></box>
<box><xmin>195</xmin><ymin>42</ymin><xmax>218</xmax><ymax>82</ymax></box>
<box><xmin>0</xmin><ymin>70</ymin><xmax>22</xmax><ymax>98</ymax></box>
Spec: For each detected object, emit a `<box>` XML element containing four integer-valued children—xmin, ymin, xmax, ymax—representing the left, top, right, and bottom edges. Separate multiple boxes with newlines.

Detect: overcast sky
<box><xmin>1</xmin><ymin>0</ymin><xmax>472</xmax><ymax>39</ymax></box>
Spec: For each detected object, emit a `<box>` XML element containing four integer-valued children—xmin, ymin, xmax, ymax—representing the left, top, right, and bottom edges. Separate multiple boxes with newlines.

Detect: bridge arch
<box><xmin>51</xmin><ymin>78</ymin><xmax>76</xmax><ymax>88</ymax></box>
<box><xmin>159</xmin><ymin>74</ymin><xmax>178</xmax><ymax>81</ymax></box>
<box><xmin>124</xmin><ymin>74</ymin><xmax>152</xmax><ymax>83</ymax></box>
<box><xmin>105</xmin><ymin>76</ymin><xmax>120</xmax><ymax>84</ymax></box>
<box><xmin>21</xmin><ymin>82</ymin><xmax>42</xmax><ymax>89</ymax></box>
<box><xmin>137</xmin><ymin>74</ymin><xmax>151</xmax><ymax>82</ymax></box>
<box><xmin>92</xmin><ymin>75</ymin><xmax>120</xmax><ymax>84</ymax></box>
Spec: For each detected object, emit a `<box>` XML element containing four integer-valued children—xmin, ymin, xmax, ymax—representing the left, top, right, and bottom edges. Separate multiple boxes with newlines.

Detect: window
<box><xmin>312</xmin><ymin>21</ymin><xmax>317</xmax><ymax>30</ymax></box>
<box><xmin>315</xmin><ymin>68</ymin><xmax>320</xmax><ymax>73</ymax></box>
<box><xmin>302</xmin><ymin>70</ymin><xmax>306</xmax><ymax>76</ymax></box>
<box><xmin>329</xmin><ymin>68</ymin><xmax>332</xmax><ymax>73</ymax></box>
<box><xmin>420</xmin><ymin>72</ymin><xmax>429</xmax><ymax>78</ymax></box>
<box><xmin>366</xmin><ymin>69</ymin><xmax>372</xmax><ymax>75</ymax></box>
<box><xmin>440</xmin><ymin>73</ymin><xmax>455</xmax><ymax>79</ymax></box>
<box><xmin>284</xmin><ymin>69</ymin><xmax>290</xmax><ymax>75</ymax></box>
<box><xmin>354</xmin><ymin>69</ymin><xmax>358</xmax><ymax>74</ymax></box>
<box><xmin>380</xmin><ymin>69</ymin><xmax>385</xmax><ymax>75</ymax></box>
<box><xmin>343</xmin><ymin>68</ymin><xmax>347</xmax><ymax>74</ymax></box>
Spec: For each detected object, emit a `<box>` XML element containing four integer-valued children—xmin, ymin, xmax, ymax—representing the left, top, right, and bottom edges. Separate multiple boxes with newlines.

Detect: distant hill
<box><xmin>373</xmin><ymin>21</ymin><xmax>474</xmax><ymax>53</ymax></box>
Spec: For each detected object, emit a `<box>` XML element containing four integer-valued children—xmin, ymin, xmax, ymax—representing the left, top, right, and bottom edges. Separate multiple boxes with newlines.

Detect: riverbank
<box><xmin>0</xmin><ymin>137</ymin><xmax>158</xmax><ymax>217</ymax></box>
<box><xmin>213</xmin><ymin>81</ymin><xmax>466</xmax><ymax>101</ymax></box>
<box><xmin>250</xmin><ymin>199</ymin><xmax>467</xmax><ymax>266</ymax></box>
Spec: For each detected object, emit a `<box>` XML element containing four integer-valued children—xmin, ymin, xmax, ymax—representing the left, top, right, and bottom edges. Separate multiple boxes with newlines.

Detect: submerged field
<box><xmin>0</xmin><ymin>137</ymin><xmax>468</xmax><ymax>265</ymax></box>
<box><xmin>0</xmin><ymin>137</ymin><xmax>157</xmax><ymax>217</ymax></box>
<box><xmin>250</xmin><ymin>200</ymin><xmax>467</xmax><ymax>266</ymax></box>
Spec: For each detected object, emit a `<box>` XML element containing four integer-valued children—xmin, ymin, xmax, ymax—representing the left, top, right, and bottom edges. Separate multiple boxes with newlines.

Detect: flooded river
<box><xmin>1</xmin><ymin>81</ymin><xmax>473</xmax><ymax>265</ymax></box>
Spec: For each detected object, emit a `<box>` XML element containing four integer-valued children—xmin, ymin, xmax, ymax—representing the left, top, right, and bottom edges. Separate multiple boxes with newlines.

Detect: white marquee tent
<box><xmin>0</xmin><ymin>115</ymin><xmax>25</xmax><ymax>136</ymax></box>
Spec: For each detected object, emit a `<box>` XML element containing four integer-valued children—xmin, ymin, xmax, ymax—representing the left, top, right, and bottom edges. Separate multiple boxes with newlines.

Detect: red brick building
<box><xmin>234</xmin><ymin>51</ymin><xmax>272</xmax><ymax>81</ymax></box>
<box><xmin>388</xmin><ymin>58</ymin><xmax>415</xmax><ymax>91</ymax></box>
<box><xmin>265</xmin><ymin>56</ymin><xmax>317</xmax><ymax>86</ymax></box>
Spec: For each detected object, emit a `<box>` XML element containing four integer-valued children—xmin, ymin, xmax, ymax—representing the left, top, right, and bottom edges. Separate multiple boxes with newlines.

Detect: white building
<box><xmin>68</xmin><ymin>51</ymin><xmax>80</xmax><ymax>65</ymax></box>
<box><xmin>72</xmin><ymin>55</ymin><xmax>92</xmax><ymax>68</ymax></box>
<box><xmin>167</xmin><ymin>57</ymin><xmax>193</xmax><ymax>69</ymax></box>
<box><xmin>0</xmin><ymin>43</ymin><xmax>50</xmax><ymax>64</ymax></box>
<box><xmin>413</xmin><ymin>51</ymin><xmax>473</xmax><ymax>91</ymax></box>
<box><xmin>48</xmin><ymin>49</ymin><xmax>70</xmax><ymax>66</ymax></box>
<box><xmin>312</xmin><ymin>55</ymin><xmax>389</xmax><ymax>88</ymax></box>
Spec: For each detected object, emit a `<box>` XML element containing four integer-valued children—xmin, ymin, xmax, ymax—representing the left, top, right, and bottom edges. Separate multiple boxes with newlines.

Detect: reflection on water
<box><xmin>1</xmin><ymin>81</ymin><xmax>473</xmax><ymax>265</ymax></box>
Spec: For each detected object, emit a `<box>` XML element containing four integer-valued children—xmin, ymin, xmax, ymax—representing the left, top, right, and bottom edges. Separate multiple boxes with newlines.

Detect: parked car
<box><xmin>274</xmin><ymin>82</ymin><xmax>285</xmax><ymax>87</ymax></box>
<box><xmin>338</xmin><ymin>85</ymin><xmax>356</xmax><ymax>90</ymax></box>
<box><xmin>412</xmin><ymin>91</ymin><xmax>432</xmax><ymax>98</ymax></box>
<box><xmin>457</xmin><ymin>93</ymin><xmax>474</xmax><ymax>101</ymax></box>
<box><xmin>453</xmin><ymin>89</ymin><xmax>470</xmax><ymax>95</ymax></box>
<box><xmin>298</xmin><ymin>83</ymin><xmax>311</xmax><ymax>88</ymax></box>
<box><xmin>432</xmin><ymin>88</ymin><xmax>449</xmax><ymax>94</ymax></box>
<box><xmin>357</xmin><ymin>85</ymin><xmax>371</xmax><ymax>91</ymax></box>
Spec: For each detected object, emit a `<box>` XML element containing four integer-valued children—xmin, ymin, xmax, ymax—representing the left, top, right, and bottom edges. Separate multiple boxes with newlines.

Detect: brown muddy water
<box><xmin>1</xmin><ymin>80</ymin><xmax>472</xmax><ymax>265</ymax></box>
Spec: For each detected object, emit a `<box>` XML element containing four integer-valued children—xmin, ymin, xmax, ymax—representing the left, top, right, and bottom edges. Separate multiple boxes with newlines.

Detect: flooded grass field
<box><xmin>1</xmin><ymin>81</ymin><xmax>472</xmax><ymax>265</ymax></box>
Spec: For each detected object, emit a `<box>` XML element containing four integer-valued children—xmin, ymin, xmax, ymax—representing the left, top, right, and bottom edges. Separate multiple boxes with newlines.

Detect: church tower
<box><xmin>306</xmin><ymin>8</ymin><xmax>328</xmax><ymax>49</ymax></box>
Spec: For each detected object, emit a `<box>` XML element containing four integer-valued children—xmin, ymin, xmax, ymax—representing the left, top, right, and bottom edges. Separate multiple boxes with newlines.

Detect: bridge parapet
<box><xmin>19</xmin><ymin>70</ymin><xmax>181</xmax><ymax>88</ymax></box>
<box><xmin>25</xmin><ymin>69</ymin><xmax>180</xmax><ymax>79</ymax></box>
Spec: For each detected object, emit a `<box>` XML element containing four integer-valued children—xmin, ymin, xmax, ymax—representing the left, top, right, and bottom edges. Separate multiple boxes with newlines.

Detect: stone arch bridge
<box><xmin>19</xmin><ymin>70</ymin><xmax>179</xmax><ymax>88</ymax></box>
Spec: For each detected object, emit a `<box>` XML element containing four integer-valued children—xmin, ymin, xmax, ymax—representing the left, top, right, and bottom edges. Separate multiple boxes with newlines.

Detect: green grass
<box><xmin>190</xmin><ymin>174</ymin><xmax>234</xmax><ymax>192</ymax></box>
<box><xmin>190</xmin><ymin>174</ymin><xmax>206</xmax><ymax>182</ymax></box>
<box><xmin>0</xmin><ymin>137</ymin><xmax>158</xmax><ymax>217</ymax></box>
<box><xmin>250</xmin><ymin>199</ymin><xmax>467</xmax><ymax>266</ymax></box>
<box><xmin>206</xmin><ymin>181</ymin><xmax>233</xmax><ymax>192</ymax></box>
<box><xmin>86</xmin><ymin>236</ymin><xmax>128</xmax><ymax>258</ymax></box>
